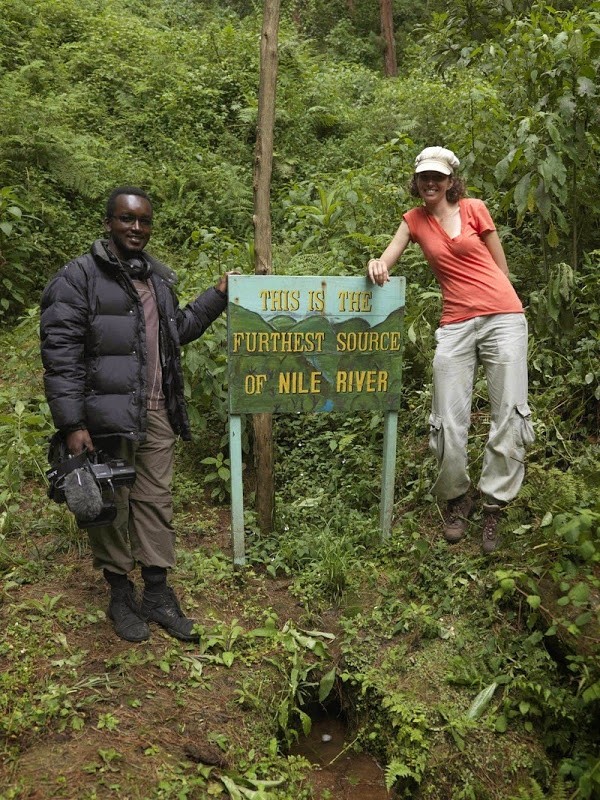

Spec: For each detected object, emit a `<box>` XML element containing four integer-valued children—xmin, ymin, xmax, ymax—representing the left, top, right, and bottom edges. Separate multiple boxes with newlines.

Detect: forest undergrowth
<box><xmin>0</xmin><ymin>262</ymin><xmax>598</xmax><ymax>798</ymax></box>
<box><xmin>0</xmin><ymin>1</ymin><xmax>599</xmax><ymax>798</ymax></box>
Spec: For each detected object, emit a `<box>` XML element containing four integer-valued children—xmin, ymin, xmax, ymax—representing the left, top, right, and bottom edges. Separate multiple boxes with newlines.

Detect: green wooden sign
<box><xmin>228</xmin><ymin>276</ymin><xmax>405</xmax><ymax>414</ymax></box>
<box><xmin>227</xmin><ymin>275</ymin><xmax>406</xmax><ymax>565</ymax></box>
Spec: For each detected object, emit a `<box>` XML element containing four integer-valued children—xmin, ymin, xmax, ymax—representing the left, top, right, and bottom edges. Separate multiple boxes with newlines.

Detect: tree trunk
<box><xmin>379</xmin><ymin>0</ymin><xmax>397</xmax><ymax>77</ymax></box>
<box><xmin>252</xmin><ymin>0</ymin><xmax>280</xmax><ymax>533</ymax></box>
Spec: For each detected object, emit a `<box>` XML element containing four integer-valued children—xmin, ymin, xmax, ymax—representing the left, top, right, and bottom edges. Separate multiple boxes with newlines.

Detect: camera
<box><xmin>47</xmin><ymin>446</ymin><xmax>136</xmax><ymax>528</ymax></box>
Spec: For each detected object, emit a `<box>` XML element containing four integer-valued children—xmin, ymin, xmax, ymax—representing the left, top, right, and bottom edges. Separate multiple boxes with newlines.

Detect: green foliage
<box><xmin>234</xmin><ymin>615</ymin><xmax>335</xmax><ymax>748</ymax></box>
<box><xmin>529</xmin><ymin>262</ymin><xmax>576</xmax><ymax>336</ymax></box>
<box><xmin>420</xmin><ymin>1</ymin><xmax>600</xmax><ymax>269</ymax></box>
<box><xmin>201</xmin><ymin>451</ymin><xmax>232</xmax><ymax>503</ymax></box>
<box><xmin>0</xmin><ymin>594</ymin><xmax>113</xmax><ymax>739</ymax></box>
<box><xmin>510</xmin><ymin>776</ymin><xmax>566</xmax><ymax>800</ymax></box>
<box><xmin>380</xmin><ymin>693</ymin><xmax>429</xmax><ymax>790</ymax></box>
<box><xmin>528</xmin><ymin>253</ymin><xmax>600</xmax><ymax>434</ymax></box>
<box><xmin>248</xmin><ymin>495</ymin><xmax>378</xmax><ymax>608</ymax></box>
<box><xmin>0</xmin><ymin>313</ymin><xmax>53</xmax><ymax>522</ymax></box>
<box><xmin>0</xmin><ymin>187</ymin><xmax>39</xmax><ymax>321</ymax></box>
<box><xmin>0</xmin><ymin>2</ymin><xmax>599</xmax><ymax>797</ymax></box>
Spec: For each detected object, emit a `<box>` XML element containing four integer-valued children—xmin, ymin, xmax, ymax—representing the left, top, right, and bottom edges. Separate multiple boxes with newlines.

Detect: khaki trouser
<box><xmin>87</xmin><ymin>409</ymin><xmax>177</xmax><ymax>574</ymax></box>
<box><xmin>428</xmin><ymin>313</ymin><xmax>535</xmax><ymax>504</ymax></box>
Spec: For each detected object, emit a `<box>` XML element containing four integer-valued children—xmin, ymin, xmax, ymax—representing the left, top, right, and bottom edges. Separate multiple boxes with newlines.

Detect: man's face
<box><xmin>104</xmin><ymin>194</ymin><xmax>153</xmax><ymax>260</ymax></box>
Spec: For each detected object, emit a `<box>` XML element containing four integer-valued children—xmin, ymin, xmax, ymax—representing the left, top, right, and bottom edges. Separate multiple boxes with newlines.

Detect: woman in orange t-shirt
<box><xmin>368</xmin><ymin>146</ymin><xmax>534</xmax><ymax>554</ymax></box>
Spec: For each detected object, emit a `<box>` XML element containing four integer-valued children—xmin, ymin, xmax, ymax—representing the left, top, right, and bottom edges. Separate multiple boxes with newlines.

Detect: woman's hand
<box><xmin>367</xmin><ymin>221</ymin><xmax>410</xmax><ymax>285</ymax></box>
<box><xmin>367</xmin><ymin>258</ymin><xmax>390</xmax><ymax>286</ymax></box>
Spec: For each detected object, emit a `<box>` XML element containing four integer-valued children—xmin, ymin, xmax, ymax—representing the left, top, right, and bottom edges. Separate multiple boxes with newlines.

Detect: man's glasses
<box><xmin>112</xmin><ymin>214</ymin><xmax>153</xmax><ymax>228</ymax></box>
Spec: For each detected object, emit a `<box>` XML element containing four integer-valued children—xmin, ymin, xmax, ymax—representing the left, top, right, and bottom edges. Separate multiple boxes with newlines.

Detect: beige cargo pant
<box><xmin>87</xmin><ymin>409</ymin><xmax>177</xmax><ymax>574</ymax></box>
<box><xmin>428</xmin><ymin>313</ymin><xmax>535</xmax><ymax>505</ymax></box>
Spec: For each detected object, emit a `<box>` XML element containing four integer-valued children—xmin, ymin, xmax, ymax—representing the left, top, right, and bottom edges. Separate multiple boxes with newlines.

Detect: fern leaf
<box><xmin>384</xmin><ymin>759</ymin><xmax>412</xmax><ymax>791</ymax></box>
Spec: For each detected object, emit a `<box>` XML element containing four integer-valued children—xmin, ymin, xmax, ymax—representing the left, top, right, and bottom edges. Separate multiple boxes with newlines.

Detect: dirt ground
<box><xmin>0</xmin><ymin>504</ymin><xmax>344</xmax><ymax>800</ymax></box>
<box><xmin>3</xmin><ymin>484</ymin><xmax>593</xmax><ymax>799</ymax></box>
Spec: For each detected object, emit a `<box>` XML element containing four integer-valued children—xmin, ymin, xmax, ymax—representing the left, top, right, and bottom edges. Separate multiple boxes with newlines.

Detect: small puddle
<box><xmin>289</xmin><ymin>707</ymin><xmax>389</xmax><ymax>799</ymax></box>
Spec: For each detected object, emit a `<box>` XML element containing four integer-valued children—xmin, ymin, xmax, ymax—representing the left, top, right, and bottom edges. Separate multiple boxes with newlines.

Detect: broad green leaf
<box><xmin>219</xmin><ymin>775</ymin><xmax>244</xmax><ymax>800</ymax></box>
<box><xmin>546</xmin><ymin>223</ymin><xmax>559</xmax><ymax>248</ymax></box>
<box><xmin>582</xmin><ymin>680</ymin><xmax>600</xmax><ymax>705</ymax></box>
<box><xmin>301</xmin><ymin>629</ymin><xmax>336</xmax><ymax>640</ymax></box>
<box><xmin>246</xmin><ymin>626</ymin><xmax>277</xmax><ymax>638</ymax></box>
<box><xmin>545</xmin><ymin>118</ymin><xmax>563</xmax><ymax>146</ymax></box>
<box><xmin>221</xmin><ymin>651</ymin><xmax>235</xmax><ymax>667</ymax></box>
<box><xmin>545</xmin><ymin>150</ymin><xmax>567</xmax><ymax>187</ymax></box>
<box><xmin>318</xmin><ymin>667</ymin><xmax>336</xmax><ymax>702</ymax></box>
<box><xmin>535</xmin><ymin>181</ymin><xmax>552</xmax><ymax>220</ymax></box>
<box><xmin>577</xmin><ymin>76</ymin><xmax>596</xmax><ymax>97</ymax></box>
<box><xmin>569</xmin><ymin>582</ymin><xmax>590</xmax><ymax>604</ymax></box>
<box><xmin>575</xmin><ymin>612</ymin><xmax>592</xmax><ymax>628</ymax></box>
<box><xmin>558</xmin><ymin>94</ymin><xmax>576</xmax><ymax>116</ymax></box>
<box><xmin>579</xmin><ymin>541</ymin><xmax>596</xmax><ymax>560</ymax></box>
<box><xmin>466</xmin><ymin>682</ymin><xmax>498</xmax><ymax>719</ymax></box>
<box><xmin>495</xmin><ymin>714</ymin><xmax>508</xmax><ymax>732</ymax></box>
<box><xmin>299</xmin><ymin>710</ymin><xmax>312</xmax><ymax>736</ymax></box>
<box><xmin>513</xmin><ymin>172</ymin><xmax>531</xmax><ymax>216</ymax></box>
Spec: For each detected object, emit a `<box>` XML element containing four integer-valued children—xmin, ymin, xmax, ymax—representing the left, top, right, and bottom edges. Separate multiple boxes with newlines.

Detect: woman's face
<box><xmin>416</xmin><ymin>171</ymin><xmax>453</xmax><ymax>202</ymax></box>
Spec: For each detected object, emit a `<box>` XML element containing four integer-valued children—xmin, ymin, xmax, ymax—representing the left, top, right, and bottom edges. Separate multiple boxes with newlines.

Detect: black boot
<box><xmin>105</xmin><ymin>570</ymin><xmax>150</xmax><ymax>642</ymax></box>
<box><xmin>140</xmin><ymin>566</ymin><xmax>199</xmax><ymax>642</ymax></box>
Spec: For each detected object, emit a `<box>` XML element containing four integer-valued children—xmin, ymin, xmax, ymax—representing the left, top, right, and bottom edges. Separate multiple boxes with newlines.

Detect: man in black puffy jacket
<box><xmin>41</xmin><ymin>186</ymin><xmax>232</xmax><ymax>643</ymax></box>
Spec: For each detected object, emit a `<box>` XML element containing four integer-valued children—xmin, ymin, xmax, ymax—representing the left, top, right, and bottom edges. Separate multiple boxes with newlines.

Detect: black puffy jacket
<box><xmin>40</xmin><ymin>239</ymin><xmax>226</xmax><ymax>441</ymax></box>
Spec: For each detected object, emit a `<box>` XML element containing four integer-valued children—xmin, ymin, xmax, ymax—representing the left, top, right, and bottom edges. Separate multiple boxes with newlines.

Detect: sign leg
<box><xmin>229</xmin><ymin>414</ymin><xmax>245</xmax><ymax>565</ymax></box>
<box><xmin>380</xmin><ymin>410</ymin><xmax>398</xmax><ymax>540</ymax></box>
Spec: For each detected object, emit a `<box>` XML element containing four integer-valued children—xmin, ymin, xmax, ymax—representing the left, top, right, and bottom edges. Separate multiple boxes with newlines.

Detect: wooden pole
<box><xmin>252</xmin><ymin>0</ymin><xmax>280</xmax><ymax>533</ymax></box>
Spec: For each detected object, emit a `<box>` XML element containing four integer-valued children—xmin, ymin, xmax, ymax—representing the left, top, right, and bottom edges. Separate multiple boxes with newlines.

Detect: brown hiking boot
<box><xmin>443</xmin><ymin>492</ymin><xmax>474</xmax><ymax>543</ymax></box>
<box><xmin>482</xmin><ymin>503</ymin><xmax>503</xmax><ymax>554</ymax></box>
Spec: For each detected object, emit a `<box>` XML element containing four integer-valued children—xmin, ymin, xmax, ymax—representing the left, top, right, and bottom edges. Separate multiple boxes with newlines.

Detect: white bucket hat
<box><xmin>414</xmin><ymin>146</ymin><xmax>460</xmax><ymax>176</ymax></box>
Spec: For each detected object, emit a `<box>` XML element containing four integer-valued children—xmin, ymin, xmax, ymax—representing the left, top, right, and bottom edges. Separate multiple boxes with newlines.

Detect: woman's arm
<box><xmin>481</xmin><ymin>230</ymin><xmax>510</xmax><ymax>277</ymax></box>
<box><xmin>367</xmin><ymin>220</ymin><xmax>411</xmax><ymax>286</ymax></box>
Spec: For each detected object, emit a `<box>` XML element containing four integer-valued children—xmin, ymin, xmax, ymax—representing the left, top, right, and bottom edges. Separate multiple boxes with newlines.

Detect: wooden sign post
<box><xmin>228</xmin><ymin>275</ymin><xmax>405</xmax><ymax>565</ymax></box>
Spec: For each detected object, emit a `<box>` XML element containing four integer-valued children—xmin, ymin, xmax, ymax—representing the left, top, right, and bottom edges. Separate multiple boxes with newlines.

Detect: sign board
<box><xmin>228</xmin><ymin>276</ymin><xmax>405</xmax><ymax>414</ymax></box>
<box><xmin>227</xmin><ymin>275</ymin><xmax>406</xmax><ymax>565</ymax></box>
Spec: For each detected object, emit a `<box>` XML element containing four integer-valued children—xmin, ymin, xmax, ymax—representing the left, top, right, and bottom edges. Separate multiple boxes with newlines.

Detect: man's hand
<box><xmin>66</xmin><ymin>429</ymin><xmax>94</xmax><ymax>455</ymax></box>
<box><xmin>367</xmin><ymin>258</ymin><xmax>390</xmax><ymax>286</ymax></box>
<box><xmin>216</xmin><ymin>271</ymin><xmax>240</xmax><ymax>296</ymax></box>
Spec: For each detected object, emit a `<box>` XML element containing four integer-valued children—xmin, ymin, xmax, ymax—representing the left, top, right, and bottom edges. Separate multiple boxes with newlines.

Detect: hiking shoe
<box><xmin>482</xmin><ymin>503</ymin><xmax>503</xmax><ymax>554</ymax></box>
<box><xmin>443</xmin><ymin>492</ymin><xmax>474</xmax><ymax>543</ymax></box>
<box><xmin>107</xmin><ymin>582</ymin><xmax>150</xmax><ymax>642</ymax></box>
<box><xmin>140</xmin><ymin>585</ymin><xmax>199</xmax><ymax>642</ymax></box>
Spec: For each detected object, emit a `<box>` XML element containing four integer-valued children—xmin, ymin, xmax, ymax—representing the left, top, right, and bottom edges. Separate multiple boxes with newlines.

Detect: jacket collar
<box><xmin>91</xmin><ymin>239</ymin><xmax>178</xmax><ymax>286</ymax></box>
